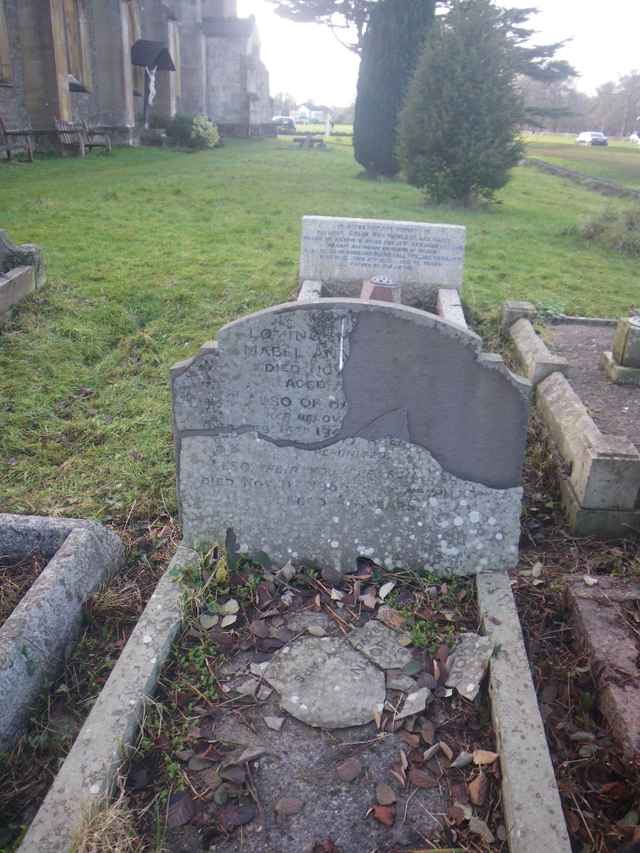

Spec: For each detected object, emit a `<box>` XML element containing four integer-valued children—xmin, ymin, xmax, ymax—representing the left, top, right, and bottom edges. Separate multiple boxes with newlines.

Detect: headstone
<box><xmin>172</xmin><ymin>300</ymin><xmax>530</xmax><ymax>575</ymax></box>
<box><xmin>300</xmin><ymin>216</ymin><xmax>465</xmax><ymax>305</ymax></box>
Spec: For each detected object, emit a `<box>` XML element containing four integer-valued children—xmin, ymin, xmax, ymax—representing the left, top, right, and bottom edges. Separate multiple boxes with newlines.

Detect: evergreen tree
<box><xmin>398</xmin><ymin>0</ymin><xmax>525</xmax><ymax>205</ymax></box>
<box><xmin>353</xmin><ymin>0</ymin><xmax>435</xmax><ymax>176</ymax></box>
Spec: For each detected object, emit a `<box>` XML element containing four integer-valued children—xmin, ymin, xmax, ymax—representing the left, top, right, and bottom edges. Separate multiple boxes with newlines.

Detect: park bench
<box><xmin>55</xmin><ymin>119</ymin><xmax>112</xmax><ymax>157</ymax></box>
<box><xmin>293</xmin><ymin>135</ymin><xmax>327</xmax><ymax>150</ymax></box>
<box><xmin>0</xmin><ymin>115</ymin><xmax>34</xmax><ymax>163</ymax></box>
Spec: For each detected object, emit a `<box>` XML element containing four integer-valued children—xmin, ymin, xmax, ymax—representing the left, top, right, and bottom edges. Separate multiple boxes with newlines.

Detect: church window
<box><xmin>63</xmin><ymin>0</ymin><xmax>92</xmax><ymax>89</ymax></box>
<box><xmin>0</xmin><ymin>0</ymin><xmax>12</xmax><ymax>85</ymax></box>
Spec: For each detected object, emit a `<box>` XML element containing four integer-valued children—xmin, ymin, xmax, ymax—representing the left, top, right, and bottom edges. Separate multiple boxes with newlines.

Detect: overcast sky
<box><xmin>237</xmin><ymin>0</ymin><xmax>639</xmax><ymax>107</ymax></box>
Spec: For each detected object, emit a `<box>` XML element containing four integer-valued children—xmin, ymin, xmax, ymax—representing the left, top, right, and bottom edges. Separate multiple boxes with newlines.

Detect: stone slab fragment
<box><xmin>612</xmin><ymin>316</ymin><xmax>640</xmax><ymax>368</ymax></box>
<box><xmin>264</xmin><ymin>636</ymin><xmax>386</xmax><ymax>728</ymax></box>
<box><xmin>436</xmin><ymin>287</ymin><xmax>467</xmax><ymax>328</ymax></box>
<box><xmin>348</xmin><ymin>620</ymin><xmax>413</xmax><ymax>670</ymax></box>
<box><xmin>300</xmin><ymin>216</ymin><xmax>466</xmax><ymax>301</ymax></box>
<box><xmin>477</xmin><ymin>572</ymin><xmax>572</xmax><ymax>853</ymax></box>
<box><xmin>566</xmin><ymin>575</ymin><xmax>640</xmax><ymax>763</ymax></box>
<box><xmin>180</xmin><ymin>432</ymin><xmax>523</xmax><ymax>574</ymax></box>
<box><xmin>601</xmin><ymin>350</ymin><xmax>640</xmax><ymax>386</ymax></box>
<box><xmin>18</xmin><ymin>545</ymin><xmax>198</xmax><ymax>853</ymax></box>
<box><xmin>0</xmin><ymin>515</ymin><xmax>124</xmax><ymax>752</ymax></box>
<box><xmin>510</xmin><ymin>318</ymin><xmax>568</xmax><ymax>386</ymax></box>
<box><xmin>0</xmin><ymin>266</ymin><xmax>35</xmax><ymax>315</ymax></box>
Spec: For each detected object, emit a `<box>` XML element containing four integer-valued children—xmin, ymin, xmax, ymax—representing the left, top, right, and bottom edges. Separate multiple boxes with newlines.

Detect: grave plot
<box><xmin>504</xmin><ymin>302</ymin><xmax>640</xmax><ymax>538</ymax></box>
<box><xmin>21</xmin><ymin>295</ymin><xmax>573</xmax><ymax>852</ymax></box>
<box><xmin>0</xmin><ymin>516</ymin><xmax>174</xmax><ymax>851</ymax></box>
<box><xmin>0</xmin><ymin>514</ymin><xmax>124</xmax><ymax>753</ymax></box>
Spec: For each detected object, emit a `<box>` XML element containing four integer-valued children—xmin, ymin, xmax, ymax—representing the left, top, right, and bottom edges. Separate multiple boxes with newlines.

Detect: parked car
<box><xmin>630</xmin><ymin>132</ymin><xmax>640</xmax><ymax>145</ymax></box>
<box><xmin>272</xmin><ymin>116</ymin><xmax>296</xmax><ymax>133</ymax></box>
<box><xmin>576</xmin><ymin>131</ymin><xmax>608</xmax><ymax>146</ymax></box>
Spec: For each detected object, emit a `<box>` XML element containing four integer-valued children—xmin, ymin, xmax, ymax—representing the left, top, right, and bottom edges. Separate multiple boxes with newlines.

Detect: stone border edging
<box><xmin>478</xmin><ymin>572</ymin><xmax>572</xmax><ymax>853</ymax></box>
<box><xmin>18</xmin><ymin>544</ymin><xmax>198</xmax><ymax>853</ymax></box>
<box><xmin>523</xmin><ymin>157</ymin><xmax>640</xmax><ymax>202</ymax></box>
<box><xmin>509</xmin><ymin>318</ymin><xmax>568</xmax><ymax>386</ymax></box>
<box><xmin>0</xmin><ymin>514</ymin><xmax>125</xmax><ymax>751</ymax></box>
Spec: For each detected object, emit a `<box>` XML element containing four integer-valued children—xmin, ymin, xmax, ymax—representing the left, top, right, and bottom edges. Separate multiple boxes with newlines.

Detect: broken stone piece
<box><xmin>264</xmin><ymin>636</ymin><xmax>386</xmax><ymax>729</ymax></box>
<box><xmin>445</xmin><ymin>633</ymin><xmax>494</xmax><ymax>701</ymax></box>
<box><xmin>264</xmin><ymin>716</ymin><xmax>285</xmax><ymax>732</ymax></box>
<box><xmin>396</xmin><ymin>688</ymin><xmax>431</xmax><ymax>720</ymax></box>
<box><xmin>386</xmin><ymin>672</ymin><xmax>416</xmax><ymax>693</ymax></box>
<box><xmin>348</xmin><ymin>620</ymin><xmax>413</xmax><ymax>671</ymax></box>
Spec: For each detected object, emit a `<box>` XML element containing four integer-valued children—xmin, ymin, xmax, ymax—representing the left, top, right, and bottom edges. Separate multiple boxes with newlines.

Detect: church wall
<box><xmin>206</xmin><ymin>34</ymin><xmax>249</xmax><ymax>125</ymax></box>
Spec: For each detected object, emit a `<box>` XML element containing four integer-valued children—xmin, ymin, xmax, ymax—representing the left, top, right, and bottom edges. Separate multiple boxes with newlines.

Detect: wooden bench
<box><xmin>293</xmin><ymin>135</ymin><xmax>327</xmax><ymax>150</ymax></box>
<box><xmin>55</xmin><ymin>119</ymin><xmax>112</xmax><ymax>157</ymax></box>
<box><xmin>0</xmin><ymin>115</ymin><xmax>34</xmax><ymax>163</ymax></box>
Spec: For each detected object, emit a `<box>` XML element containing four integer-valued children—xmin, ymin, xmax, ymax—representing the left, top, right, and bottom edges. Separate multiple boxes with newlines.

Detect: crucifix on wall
<box><xmin>131</xmin><ymin>40</ymin><xmax>176</xmax><ymax>128</ymax></box>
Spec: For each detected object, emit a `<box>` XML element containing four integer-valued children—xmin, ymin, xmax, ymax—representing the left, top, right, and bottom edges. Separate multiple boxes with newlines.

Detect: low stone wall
<box><xmin>523</xmin><ymin>158</ymin><xmax>640</xmax><ymax>202</ymax></box>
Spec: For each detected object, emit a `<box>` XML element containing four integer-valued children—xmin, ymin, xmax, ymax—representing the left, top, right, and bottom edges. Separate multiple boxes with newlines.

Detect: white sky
<box><xmin>237</xmin><ymin>0</ymin><xmax>640</xmax><ymax>107</ymax></box>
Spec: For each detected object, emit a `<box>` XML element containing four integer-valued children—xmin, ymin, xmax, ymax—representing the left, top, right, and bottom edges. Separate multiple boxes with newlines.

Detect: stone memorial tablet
<box><xmin>172</xmin><ymin>300</ymin><xmax>530</xmax><ymax>576</ymax></box>
<box><xmin>300</xmin><ymin>216</ymin><xmax>465</xmax><ymax>304</ymax></box>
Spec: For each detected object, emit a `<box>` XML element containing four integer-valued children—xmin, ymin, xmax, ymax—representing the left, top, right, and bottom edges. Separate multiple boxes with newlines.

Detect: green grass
<box><xmin>1</xmin><ymin>138</ymin><xmax>638</xmax><ymax>521</ymax></box>
<box><xmin>526</xmin><ymin>133</ymin><xmax>640</xmax><ymax>189</ymax></box>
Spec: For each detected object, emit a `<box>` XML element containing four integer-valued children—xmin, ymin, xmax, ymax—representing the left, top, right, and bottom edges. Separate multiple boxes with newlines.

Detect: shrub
<box><xmin>580</xmin><ymin>206</ymin><xmax>640</xmax><ymax>257</ymax></box>
<box><xmin>398</xmin><ymin>0</ymin><xmax>524</xmax><ymax>205</ymax></box>
<box><xmin>166</xmin><ymin>114</ymin><xmax>219</xmax><ymax>150</ymax></box>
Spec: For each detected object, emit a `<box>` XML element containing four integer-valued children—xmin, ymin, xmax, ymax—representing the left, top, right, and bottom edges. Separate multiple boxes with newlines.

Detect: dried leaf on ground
<box><xmin>468</xmin><ymin>770</ymin><xmax>488</xmax><ymax>806</ymax></box>
<box><xmin>469</xmin><ymin>815</ymin><xmax>495</xmax><ymax>843</ymax></box>
<box><xmin>167</xmin><ymin>792</ymin><xmax>195</xmax><ymax>828</ymax></box>
<box><xmin>377</xmin><ymin>606</ymin><xmax>406</xmax><ymax>631</ymax></box>
<box><xmin>409</xmin><ymin>768</ymin><xmax>437</xmax><ymax>789</ymax></box>
<box><xmin>275</xmin><ymin>798</ymin><xmax>304</xmax><ymax>817</ymax></box>
<box><xmin>221</xmin><ymin>614</ymin><xmax>238</xmax><ymax>629</ymax></box>
<box><xmin>219</xmin><ymin>803</ymin><xmax>257</xmax><ymax>831</ymax></box>
<box><xmin>371</xmin><ymin>804</ymin><xmax>395</xmax><ymax>827</ymax></box>
<box><xmin>336</xmin><ymin>757</ymin><xmax>362</xmax><ymax>783</ymax></box>
<box><xmin>473</xmin><ymin>749</ymin><xmax>499</xmax><ymax>766</ymax></box>
<box><xmin>376</xmin><ymin>783</ymin><xmax>397</xmax><ymax>805</ymax></box>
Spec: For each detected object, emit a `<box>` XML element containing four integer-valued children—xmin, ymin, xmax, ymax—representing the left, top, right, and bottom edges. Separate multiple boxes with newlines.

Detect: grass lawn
<box><xmin>1</xmin><ymin>138</ymin><xmax>638</xmax><ymax>522</ymax></box>
<box><xmin>526</xmin><ymin>133</ymin><xmax>640</xmax><ymax>189</ymax></box>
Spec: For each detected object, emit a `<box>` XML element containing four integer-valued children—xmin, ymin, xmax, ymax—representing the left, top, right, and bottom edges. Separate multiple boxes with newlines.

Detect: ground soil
<box><xmin>0</xmin><ymin>553</ymin><xmax>47</xmax><ymax>629</ymax></box>
<box><xmin>545</xmin><ymin>323</ymin><xmax>640</xmax><ymax>448</ymax></box>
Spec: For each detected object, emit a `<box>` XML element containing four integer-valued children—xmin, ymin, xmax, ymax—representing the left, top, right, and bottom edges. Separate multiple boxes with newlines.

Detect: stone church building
<box><xmin>0</xmin><ymin>0</ymin><xmax>272</xmax><ymax>143</ymax></box>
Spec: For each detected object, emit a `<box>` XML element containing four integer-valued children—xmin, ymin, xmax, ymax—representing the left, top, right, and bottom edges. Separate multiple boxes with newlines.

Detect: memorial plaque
<box><xmin>300</xmin><ymin>216</ymin><xmax>466</xmax><ymax>303</ymax></box>
<box><xmin>172</xmin><ymin>300</ymin><xmax>530</xmax><ymax>576</ymax></box>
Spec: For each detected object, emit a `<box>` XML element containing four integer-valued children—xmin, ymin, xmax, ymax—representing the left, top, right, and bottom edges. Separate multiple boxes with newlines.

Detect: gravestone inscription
<box><xmin>172</xmin><ymin>300</ymin><xmax>530</xmax><ymax>575</ymax></box>
<box><xmin>300</xmin><ymin>216</ymin><xmax>465</xmax><ymax>304</ymax></box>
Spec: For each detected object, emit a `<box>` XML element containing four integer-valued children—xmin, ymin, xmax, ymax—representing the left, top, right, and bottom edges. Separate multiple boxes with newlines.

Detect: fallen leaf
<box><xmin>439</xmin><ymin>741</ymin><xmax>454</xmax><ymax>761</ymax></box>
<box><xmin>371</xmin><ymin>804</ymin><xmax>395</xmax><ymax>827</ymax></box>
<box><xmin>451</xmin><ymin>751</ymin><xmax>473</xmax><ymax>770</ymax></box>
<box><xmin>199</xmin><ymin>613</ymin><xmax>219</xmax><ymax>630</ymax></box>
<box><xmin>277</xmin><ymin>560</ymin><xmax>296</xmax><ymax>582</ymax></box>
<box><xmin>584</xmin><ymin>575</ymin><xmax>599</xmax><ymax>587</ymax></box>
<box><xmin>221</xmin><ymin>765</ymin><xmax>246</xmax><ymax>785</ymax></box>
<box><xmin>468</xmin><ymin>771</ymin><xmax>488</xmax><ymax>806</ymax></box>
<box><xmin>473</xmin><ymin>749</ymin><xmax>499</xmax><ymax>766</ymax></box>
<box><xmin>250</xmin><ymin>619</ymin><xmax>270</xmax><ymax>638</ymax></box>
<box><xmin>336</xmin><ymin>757</ymin><xmax>362</xmax><ymax>783</ymax></box>
<box><xmin>221</xmin><ymin>614</ymin><xmax>238</xmax><ymax>629</ymax></box>
<box><xmin>377</xmin><ymin>605</ymin><xmax>406</xmax><ymax>631</ymax></box>
<box><xmin>420</xmin><ymin>720</ymin><xmax>436</xmax><ymax>745</ymax></box>
<box><xmin>219</xmin><ymin>803</ymin><xmax>257</xmax><ymax>830</ymax></box>
<box><xmin>400</xmin><ymin>731</ymin><xmax>421</xmax><ymax>749</ymax></box>
<box><xmin>447</xmin><ymin>804</ymin><xmax>467</xmax><ymax>825</ymax></box>
<box><xmin>234</xmin><ymin>747</ymin><xmax>267</xmax><ymax>765</ymax></box>
<box><xmin>307</xmin><ymin>625</ymin><xmax>327</xmax><ymax>637</ymax></box>
<box><xmin>188</xmin><ymin>755</ymin><xmax>213</xmax><ymax>772</ymax></box>
<box><xmin>222</xmin><ymin>599</ymin><xmax>240</xmax><ymax>615</ymax></box>
<box><xmin>376</xmin><ymin>783</ymin><xmax>397</xmax><ymax>805</ymax></box>
<box><xmin>330</xmin><ymin>588</ymin><xmax>345</xmax><ymax>601</ymax></box>
<box><xmin>379</xmin><ymin>581</ymin><xmax>396</xmax><ymax>601</ymax></box>
<box><xmin>167</xmin><ymin>792</ymin><xmax>195</xmax><ymax>828</ymax></box>
<box><xmin>409</xmin><ymin>768</ymin><xmax>437</xmax><ymax>789</ymax></box>
<box><xmin>423</xmin><ymin>744</ymin><xmax>440</xmax><ymax>762</ymax></box>
<box><xmin>275</xmin><ymin>798</ymin><xmax>304</xmax><ymax>817</ymax></box>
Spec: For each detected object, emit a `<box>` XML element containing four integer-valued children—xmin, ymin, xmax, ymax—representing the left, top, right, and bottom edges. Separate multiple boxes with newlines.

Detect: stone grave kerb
<box><xmin>171</xmin><ymin>299</ymin><xmax>530</xmax><ymax>575</ymax></box>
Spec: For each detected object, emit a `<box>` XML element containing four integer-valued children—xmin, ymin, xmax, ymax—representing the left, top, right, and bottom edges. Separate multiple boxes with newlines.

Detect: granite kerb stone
<box><xmin>0</xmin><ymin>514</ymin><xmax>124</xmax><ymax>751</ymax></box>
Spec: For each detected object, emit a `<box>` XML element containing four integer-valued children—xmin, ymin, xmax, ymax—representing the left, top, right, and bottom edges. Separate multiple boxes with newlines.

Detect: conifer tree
<box><xmin>398</xmin><ymin>0</ymin><xmax>525</xmax><ymax>205</ymax></box>
<box><xmin>353</xmin><ymin>0</ymin><xmax>435</xmax><ymax>177</ymax></box>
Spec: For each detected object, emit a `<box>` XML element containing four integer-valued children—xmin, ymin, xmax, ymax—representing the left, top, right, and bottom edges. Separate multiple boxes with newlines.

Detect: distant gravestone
<box><xmin>172</xmin><ymin>300</ymin><xmax>530</xmax><ymax>575</ymax></box>
<box><xmin>300</xmin><ymin>216</ymin><xmax>465</xmax><ymax>305</ymax></box>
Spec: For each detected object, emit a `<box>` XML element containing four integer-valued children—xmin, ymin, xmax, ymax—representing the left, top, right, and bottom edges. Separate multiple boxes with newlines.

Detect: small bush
<box><xmin>166</xmin><ymin>114</ymin><xmax>219</xmax><ymax>150</ymax></box>
<box><xmin>580</xmin><ymin>206</ymin><xmax>640</xmax><ymax>257</ymax></box>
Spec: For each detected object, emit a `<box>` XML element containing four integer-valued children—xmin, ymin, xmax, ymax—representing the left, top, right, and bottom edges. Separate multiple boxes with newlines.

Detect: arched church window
<box><xmin>125</xmin><ymin>0</ymin><xmax>144</xmax><ymax>96</ymax></box>
<box><xmin>63</xmin><ymin>0</ymin><xmax>92</xmax><ymax>90</ymax></box>
<box><xmin>0</xmin><ymin>0</ymin><xmax>12</xmax><ymax>85</ymax></box>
